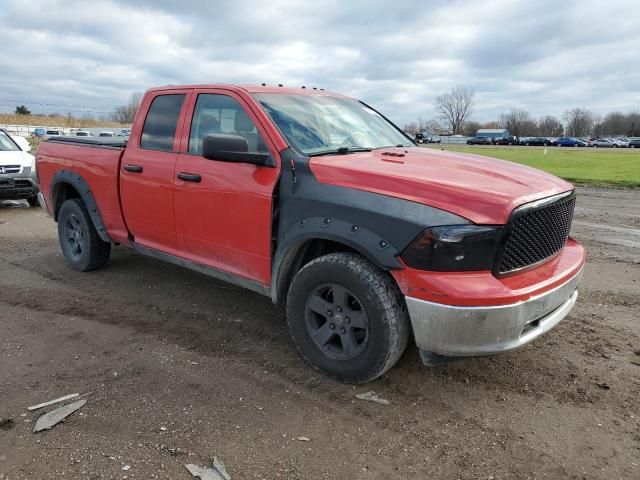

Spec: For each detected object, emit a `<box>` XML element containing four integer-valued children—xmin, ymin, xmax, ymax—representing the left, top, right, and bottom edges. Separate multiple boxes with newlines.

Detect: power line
<box><xmin>0</xmin><ymin>103</ymin><xmax>115</xmax><ymax>114</ymax></box>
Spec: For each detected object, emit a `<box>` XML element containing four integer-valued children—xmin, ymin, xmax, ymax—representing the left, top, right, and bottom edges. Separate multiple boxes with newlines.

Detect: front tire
<box><xmin>286</xmin><ymin>253</ymin><xmax>410</xmax><ymax>383</ymax></box>
<box><xmin>57</xmin><ymin>198</ymin><xmax>111</xmax><ymax>271</ymax></box>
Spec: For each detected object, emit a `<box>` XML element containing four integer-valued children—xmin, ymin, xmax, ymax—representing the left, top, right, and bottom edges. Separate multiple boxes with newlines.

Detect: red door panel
<box><xmin>173</xmin><ymin>89</ymin><xmax>280</xmax><ymax>285</ymax></box>
<box><xmin>120</xmin><ymin>148</ymin><xmax>180</xmax><ymax>252</ymax></box>
<box><xmin>120</xmin><ymin>90</ymin><xmax>191</xmax><ymax>254</ymax></box>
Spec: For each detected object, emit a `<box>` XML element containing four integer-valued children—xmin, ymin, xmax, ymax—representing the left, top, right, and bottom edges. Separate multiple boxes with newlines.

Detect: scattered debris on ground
<box><xmin>28</xmin><ymin>393</ymin><xmax>80</xmax><ymax>411</ymax></box>
<box><xmin>0</xmin><ymin>415</ymin><xmax>14</xmax><ymax>431</ymax></box>
<box><xmin>355</xmin><ymin>391</ymin><xmax>391</xmax><ymax>405</ymax></box>
<box><xmin>33</xmin><ymin>399</ymin><xmax>86</xmax><ymax>433</ymax></box>
<box><xmin>297</xmin><ymin>436</ymin><xmax>310</xmax><ymax>442</ymax></box>
<box><xmin>185</xmin><ymin>457</ymin><xmax>231</xmax><ymax>480</ymax></box>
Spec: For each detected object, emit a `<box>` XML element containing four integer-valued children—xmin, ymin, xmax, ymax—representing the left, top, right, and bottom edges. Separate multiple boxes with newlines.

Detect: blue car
<box><xmin>556</xmin><ymin>137</ymin><xmax>586</xmax><ymax>147</ymax></box>
<box><xmin>33</xmin><ymin>127</ymin><xmax>47</xmax><ymax>137</ymax></box>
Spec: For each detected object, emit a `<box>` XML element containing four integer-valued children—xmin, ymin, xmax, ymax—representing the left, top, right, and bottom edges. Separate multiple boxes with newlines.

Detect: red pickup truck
<box><xmin>36</xmin><ymin>84</ymin><xmax>585</xmax><ymax>382</ymax></box>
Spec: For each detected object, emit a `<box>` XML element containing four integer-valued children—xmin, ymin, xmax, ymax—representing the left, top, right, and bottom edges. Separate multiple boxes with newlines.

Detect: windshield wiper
<box><xmin>308</xmin><ymin>146</ymin><xmax>373</xmax><ymax>157</ymax></box>
<box><xmin>374</xmin><ymin>144</ymin><xmax>411</xmax><ymax>150</ymax></box>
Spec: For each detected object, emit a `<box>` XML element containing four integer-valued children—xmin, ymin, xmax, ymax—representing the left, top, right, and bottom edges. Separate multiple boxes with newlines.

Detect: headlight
<box><xmin>401</xmin><ymin>225</ymin><xmax>501</xmax><ymax>271</ymax></box>
<box><xmin>28</xmin><ymin>153</ymin><xmax>37</xmax><ymax>180</ymax></box>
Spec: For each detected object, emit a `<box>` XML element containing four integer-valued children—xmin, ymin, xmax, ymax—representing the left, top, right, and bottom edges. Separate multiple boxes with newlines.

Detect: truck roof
<box><xmin>146</xmin><ymin>84</ymin><xmax>348</xmax><ymax>97</ymax></box>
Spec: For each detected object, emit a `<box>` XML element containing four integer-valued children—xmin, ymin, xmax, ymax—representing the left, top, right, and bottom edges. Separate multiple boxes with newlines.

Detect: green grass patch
<box><xmin>430</xmin><ymin>146</ymin><xmax>640</xmax><ymax>187</ymax></box>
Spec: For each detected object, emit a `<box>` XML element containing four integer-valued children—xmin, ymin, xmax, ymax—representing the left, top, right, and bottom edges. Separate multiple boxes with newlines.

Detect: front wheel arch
<box><xmin>272</xmin><ymin>231</ymin><xmax>401</xmax><ymax>306</ymax></box>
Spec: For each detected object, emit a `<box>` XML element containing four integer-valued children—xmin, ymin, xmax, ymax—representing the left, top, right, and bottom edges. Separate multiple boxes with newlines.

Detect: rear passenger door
<box><xmin>120</xmin><ymin>90</ymin><xmax>190</xmax><ymax>254</ymax></box>
<box><xmin>173</xmin><ymin>89</ymin><xmax>279</xmax><ymax>286</ymax></box>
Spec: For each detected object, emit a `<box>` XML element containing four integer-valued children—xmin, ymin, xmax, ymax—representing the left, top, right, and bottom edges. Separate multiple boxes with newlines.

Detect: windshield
<box><xmin>0</xmin><ymin>131</ymin><xmax>20</xmax><ymax>151</ymax></box>
<box><xmin>253</xmin><ymin>93</ymin><xmax>413</xmax><ymax>155</ymax></box>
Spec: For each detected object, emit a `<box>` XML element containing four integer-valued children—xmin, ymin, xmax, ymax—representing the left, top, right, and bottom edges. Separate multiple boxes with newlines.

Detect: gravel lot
<box><xmin>1</xmin><ymin>186</ymin><xmax>638</xmax><ymax>480</ymax></box>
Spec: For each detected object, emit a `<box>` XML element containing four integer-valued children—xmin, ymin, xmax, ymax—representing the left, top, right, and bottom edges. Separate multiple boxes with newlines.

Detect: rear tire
<box><xmin>286</xmin><ymin>253</ymin><xmax>410</xmax><ymax>383</ymax></box>
<box><xmin>57</xmin><ymin>198</ymin><xmax>111</xmax><ymax>271</ymax></box>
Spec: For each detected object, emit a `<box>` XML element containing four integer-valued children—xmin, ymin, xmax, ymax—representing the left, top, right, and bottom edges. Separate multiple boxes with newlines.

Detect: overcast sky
<box><xmin>1</xmin><ymin>0</ymin><xmax>639</xmax><ymax>126</ymax></box>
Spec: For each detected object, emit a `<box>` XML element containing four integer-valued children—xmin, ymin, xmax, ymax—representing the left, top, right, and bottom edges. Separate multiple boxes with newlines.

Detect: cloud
<box><xmin>1</xmin><ymin>0</ymin><xmax>638</xmax><ymax>125</ymax></box>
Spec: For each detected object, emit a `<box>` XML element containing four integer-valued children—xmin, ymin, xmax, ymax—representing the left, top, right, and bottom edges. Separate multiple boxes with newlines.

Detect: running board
<box><xmin>132</xmin><ymin>243</ymin><xmax>271</xmax><ymax>298</ymax></box>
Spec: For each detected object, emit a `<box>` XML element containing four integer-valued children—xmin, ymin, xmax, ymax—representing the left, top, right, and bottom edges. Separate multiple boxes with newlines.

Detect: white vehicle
<box><xmin>612</xmin><ymin>138</ymin><xmax>630</xmax><ymax>148</ymax></box>
<box><xmin>44</xmin><ymin>129</ymin><xmax>64</xmax><ymax>137</ymax></box>
<box><xmin>75</xmin><ymin>130</ymin><xmax>91</xmax><ymax>137</ymax></box>
<box><xmin>10</xmin><ymin>135</ymin><xmax>31</xmax><ymax>152</ymax></box>
<box><xmin>0</xmin><ymin>128</ymin><xmax>38</xmax><ymax>206</ymax></box>
<box><xmin>98</xmin><ymin>131</ymin><xmax>115</xmax><ymax>137</ymax></box>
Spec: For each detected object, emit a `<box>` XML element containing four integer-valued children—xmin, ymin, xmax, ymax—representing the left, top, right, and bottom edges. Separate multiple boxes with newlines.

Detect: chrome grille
<box><xmin>0</xmin><ymin>165</ymin><xmax>21</xmax><ymax>174</ymax></box>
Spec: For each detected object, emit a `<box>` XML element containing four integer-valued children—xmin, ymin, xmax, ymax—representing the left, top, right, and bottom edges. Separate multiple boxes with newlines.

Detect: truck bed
<box><xmin>37</xmin><ymin>136</ymin><xmax>129</xmax><ymax>243</ymax></box>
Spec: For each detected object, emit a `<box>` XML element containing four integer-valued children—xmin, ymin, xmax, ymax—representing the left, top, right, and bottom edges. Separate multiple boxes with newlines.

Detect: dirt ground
<box><xmin>0</xmin><ymin>186</ymin><xmax>638</xmax><ymax>480</ymax></box>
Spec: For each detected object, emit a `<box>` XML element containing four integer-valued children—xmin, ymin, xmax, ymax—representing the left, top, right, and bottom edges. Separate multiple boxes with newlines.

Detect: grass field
<box><xmin>0</xmin><ymin>113</ymin><xmax>125</xmax><ymax>128</ymax></box>
<box><xmin>431</xmin><ymin>146</ymin><xmax>640</xmax><ymax>187</ymax></box>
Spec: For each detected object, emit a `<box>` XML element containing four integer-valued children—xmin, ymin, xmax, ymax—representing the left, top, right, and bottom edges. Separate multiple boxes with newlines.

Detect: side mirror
<box><xmin>202</xmin><ymin>133</ymin><xmax>273</xmax><ymax>167</ymax></box>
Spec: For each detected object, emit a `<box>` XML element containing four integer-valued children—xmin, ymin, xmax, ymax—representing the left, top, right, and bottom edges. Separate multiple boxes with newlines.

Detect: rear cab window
<box><xmin>140</xmin><ymin>94</ymin><xmax>186</xmax><ymax>151</ymax></box>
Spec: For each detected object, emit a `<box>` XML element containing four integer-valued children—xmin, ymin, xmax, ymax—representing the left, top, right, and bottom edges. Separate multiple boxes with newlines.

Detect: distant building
<box><xmin>476</xmin><ymin>128</ymin><xmax>510</xmax><ymax>139</ymax></box>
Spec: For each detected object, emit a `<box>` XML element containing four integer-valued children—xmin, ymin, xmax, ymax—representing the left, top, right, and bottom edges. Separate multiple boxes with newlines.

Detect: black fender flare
<box><xmin>270</xmin><ymin>217</ymin><xmax>402</xmax><ymax>304</ymax></box>
<box><xmin>50</xmin><ymin>170</ymin><xmax>112</xmax><ymax>243</ymax></box>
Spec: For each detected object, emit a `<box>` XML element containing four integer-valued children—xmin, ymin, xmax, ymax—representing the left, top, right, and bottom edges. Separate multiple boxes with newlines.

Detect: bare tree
<box><xmin>403</xmin><ymin>122</ymin><xmax>419</xmax><ymax>134</ymax></box>
<box><xmin>563</xmin><ymin>108</ymin><xmax>594</xmax><ymax>137</ymax></box>
<box><xmin>498</xmin><ymin>108</ymin><xmax>532</xmax><ymax>137</ymax></box>
<box><xmin>434</xmin><ymin>85</ymin><xmax>474</xmax><ymax>134</ymax></box>
<box><xmin>112</xmin><ymin>92</ymin><xmax>143</xmax><ymax>124</ymax></box>
<box><xmin>461</xmin><ymin>120</ymin><xmax>482</xmax><ymax>137</ymax></box>
<box><xmin>538</xmin><ymin>115</ymin><xmax>563</xmax><ymax>136</ymax></box>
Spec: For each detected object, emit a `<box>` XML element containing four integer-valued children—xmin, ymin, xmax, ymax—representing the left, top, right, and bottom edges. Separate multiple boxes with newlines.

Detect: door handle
<box><xmin>124</xmin><ymin>164</ymin><xmax>143</xmax><ymax>173</ymax></box>
<box><xmin>177</xmin><ymin>172</ymin><xmax>202</xmax><ymax>183</ymax></box>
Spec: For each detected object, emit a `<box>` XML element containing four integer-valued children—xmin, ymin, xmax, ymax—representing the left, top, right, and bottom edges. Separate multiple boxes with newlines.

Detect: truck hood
<box><xmin>0</xmin><ymin>150</ymin><xmax>34</xmax><ymax>168</ymax></box>
<box><xmin>308</xmin><ymin>147</ymin><xmax>573</xmax><ymax>224</ymax></box>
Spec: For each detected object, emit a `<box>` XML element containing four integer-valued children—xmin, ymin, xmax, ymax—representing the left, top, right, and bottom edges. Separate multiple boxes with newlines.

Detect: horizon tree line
<box><xmin>405</xmin><ymin>85</ymin><xmax>640</xmax><ymax>138</ymax></box>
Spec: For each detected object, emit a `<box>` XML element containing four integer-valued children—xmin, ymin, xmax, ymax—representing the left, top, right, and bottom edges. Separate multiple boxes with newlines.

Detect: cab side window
<box><xmin>140</xmin><ymin>94</ymin><xmax>186</xmax><ymax>152</ymax></box>
<box><xmin>189</xmin><ymin>94</ymin><xmax>268</xmax><ymax>154</ymax></box>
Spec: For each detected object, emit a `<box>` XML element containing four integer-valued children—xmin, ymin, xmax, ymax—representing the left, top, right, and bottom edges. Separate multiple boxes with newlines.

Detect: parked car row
<box><xmin>33</xmin><ymin>128</ymin><xmax>131</xmax><ymax>138</ymax></box>
<box><xmin>465</xmin><ymin>135</ymin><xmax>639</xmax><ymax>148</ymax></box>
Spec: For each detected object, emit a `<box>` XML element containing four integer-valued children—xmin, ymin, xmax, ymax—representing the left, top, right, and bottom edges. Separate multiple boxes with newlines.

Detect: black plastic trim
<box><xmin>50</xmin><ymin>170</ymin><xmax>112</xmax><ymax>243</ymax></box>
<box><xmin>270</xmin><ymin>148</ymin><xmax>470</xmax><ymax>304</ymax></box>
<box><xmin>492</xmin><ymin>190</ymin><xmax>575</xmax><ymax>277</ymax></box>
<box><xmin>46</xmin><ymin>136</ymin><xmax>127</xmax><ymax>149</ymax></box>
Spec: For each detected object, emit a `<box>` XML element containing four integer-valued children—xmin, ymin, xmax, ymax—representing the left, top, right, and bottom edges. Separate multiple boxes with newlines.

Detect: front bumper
<box><xmin>405</xmin><ymin>267</ymin><xmax>583</xmax><ymax>357</ymax></box>
<box><xmin>0</xmin><ymin>171</ymin><xmax>39</xmax><ymax>200</ymax></box>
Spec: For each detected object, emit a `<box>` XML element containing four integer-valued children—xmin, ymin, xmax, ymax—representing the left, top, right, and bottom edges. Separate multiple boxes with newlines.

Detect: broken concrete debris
<box><xmin>28</xmin><ymin>393</ymin><xmax>80</xmax><ymax>411</ymax></box>
<box><xmin>33</xmin><ymin>399</ymin><xmax>87</xmax><ymax>433</ymax></box>
<box><xmin>185</xmin><ymin>457</ymin><xmax>231</xmax><ymax>480</ymax></box>
<box><xmin>297</xmin><ymin>436</ymin><xmax>310</xmax><ymax>442</ymax></box>
<box><xmin>355</xmin><ymin>391</ymin><xmax>391</xmax><ymax>405</ymax></box>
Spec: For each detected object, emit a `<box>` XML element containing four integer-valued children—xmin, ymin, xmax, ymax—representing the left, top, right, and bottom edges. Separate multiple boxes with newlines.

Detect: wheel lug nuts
<box><xmin>345</xmin><ymin>317</ymin><xmax>350</xmax><ymax>323</ymax></box>
<box><xmin>340</xmin><ymin>327</ymin><xmax>346</xmax><ymax>334</ymax></box>
<box><xmin>329</xmin><ymin>323</ymin><xmax>335</xmax><ymax>329</ymax></box>
<box><xmin>327</xmin><ymin>311</ymin><xmax>333</xmax><ymax>317</ymax></box>
<box><xmin>336</xmin><ymin>306</ymin><xmax>342</xmax><ymax>312</ymax></box>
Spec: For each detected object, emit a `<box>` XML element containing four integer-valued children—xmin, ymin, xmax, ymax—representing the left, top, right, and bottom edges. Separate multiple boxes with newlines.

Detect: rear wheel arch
<box><xmin>50</xmin><ymin>170</ymin><xmax>111</xmax><ymax>243</ymax></box>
